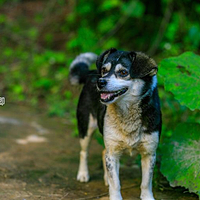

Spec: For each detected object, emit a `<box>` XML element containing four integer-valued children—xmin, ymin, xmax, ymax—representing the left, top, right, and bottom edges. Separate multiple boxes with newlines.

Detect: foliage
<box><xmin>159</xmin><ymin>52</ymin><xmax>200</xmax><ymax>198</ymax></box>
<box><xmin>1</xmin><ymin>0</ymin><xmax>200</xmax><ymax>111</ymax></box>
<box><xmin>161</xmin><ymin>123</ymin><xmax>200</xmax><ymax>197</ymax></box>
<box><xmin>0</xmin><ymin>0</ymin><xmax>200</xmax><ymax>196</ymax></box>
<box><xmin>159</xmin><ymin>52</ymin><xmax>200</xmax><ymax>110</ymax></box>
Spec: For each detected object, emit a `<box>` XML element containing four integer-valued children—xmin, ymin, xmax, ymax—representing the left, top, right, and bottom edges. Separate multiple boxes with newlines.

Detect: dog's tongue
<box><xmin>100</xmin><ymin>93</ymin><xmax>112</xmax><ymax>100</ymax></box>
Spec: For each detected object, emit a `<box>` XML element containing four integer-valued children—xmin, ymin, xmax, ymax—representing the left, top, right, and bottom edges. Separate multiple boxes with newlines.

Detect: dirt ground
<box><xmin>0</xmin><ymin>104</ymin><xmax>198</xmax><ymax>200</ymax></box>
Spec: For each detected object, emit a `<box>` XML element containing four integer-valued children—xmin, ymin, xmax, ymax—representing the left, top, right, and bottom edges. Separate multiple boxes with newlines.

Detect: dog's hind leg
<box><xmin>77</xmin><ymin>114</ymin><xmax>97</xmax><ymax>182</ymax></box>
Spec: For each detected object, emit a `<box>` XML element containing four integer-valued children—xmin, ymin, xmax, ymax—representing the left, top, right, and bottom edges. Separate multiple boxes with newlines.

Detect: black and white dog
<box><xmin>69</xmin><ymin>48</ymin><xmax>162</xmax><ymax>200</ymax></box>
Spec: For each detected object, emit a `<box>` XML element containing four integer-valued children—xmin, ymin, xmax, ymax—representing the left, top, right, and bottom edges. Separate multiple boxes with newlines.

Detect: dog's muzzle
<box><xmin>97</xmin><ymin>78</ymin><xmax>107</xmax><ymax>89</ymax></box>
<box><xmin>97</xmin><ymin>78</ymin><xmax>128</xmax><ymax>103</ymax></box>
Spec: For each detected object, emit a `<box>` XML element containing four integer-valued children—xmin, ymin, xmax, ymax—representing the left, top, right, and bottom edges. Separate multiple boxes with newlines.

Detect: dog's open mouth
<box><xmin>100</xmin><ymin>88</ymin><xmax>128</xmax><ymax>103</ymax></box>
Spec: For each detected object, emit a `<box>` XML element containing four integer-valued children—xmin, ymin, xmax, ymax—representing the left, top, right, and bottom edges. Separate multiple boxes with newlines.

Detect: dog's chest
<box><xmin>104</xmin><ymin>103</ymin><xmax>144</xmax><ymax>151</ymax></box>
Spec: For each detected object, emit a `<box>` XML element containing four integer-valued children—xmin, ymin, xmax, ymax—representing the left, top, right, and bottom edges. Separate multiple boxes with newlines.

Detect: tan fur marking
<box><xmin>104</xmin><ymin>101</ymin><xmax>143</xmax><ymax>155</ymax></box>
<box><xmin>115</xmin><ymin>64</ymin><xmax>125</xmax><ymax>72</ymax></box>
<box><xmin>102</xmin><ymin>62</ymin><xmax>112</xmax><ymax>76</ymax></box>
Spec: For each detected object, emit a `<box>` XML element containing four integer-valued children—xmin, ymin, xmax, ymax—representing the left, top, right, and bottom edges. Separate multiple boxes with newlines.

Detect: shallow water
<box><xmin>0</xmin><ymin>104</ymin><xmax>198</xmax><ymax>200</ymax></box>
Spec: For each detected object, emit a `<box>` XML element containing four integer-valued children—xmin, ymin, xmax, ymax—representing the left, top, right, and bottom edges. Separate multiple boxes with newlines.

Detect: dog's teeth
<box><xmin>100</xmin><ymin>88</ymin><xmax>128</xmax><ymax>102</ymax></box>
<box><xmin>101</xmin><ymin>93</ymin><xmax>112</xmax><ymax>100</ymax></box>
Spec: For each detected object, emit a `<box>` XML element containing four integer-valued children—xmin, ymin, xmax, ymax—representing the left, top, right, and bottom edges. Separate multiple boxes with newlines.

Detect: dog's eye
<box><xmin>119</xmin><ymin>70</ymin><xmax>128</xmax><ymax>77</ymax></box>
<box><xmin>102</xmin><ymin>68</ymin><xmax>108</xmax><ymax>75</ymax></box>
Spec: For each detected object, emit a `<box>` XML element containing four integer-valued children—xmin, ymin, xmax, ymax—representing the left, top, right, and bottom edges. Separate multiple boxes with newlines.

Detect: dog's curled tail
<box><xmin>69</xmin><ymin>52</ymin><xmax>98</xmax><ymax>85</ymax></box>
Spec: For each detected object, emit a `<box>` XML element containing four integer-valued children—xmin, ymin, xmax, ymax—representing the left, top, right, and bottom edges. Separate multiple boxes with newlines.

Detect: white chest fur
<box><xmin>103</xmin><ymin>102</ymin><xmax>158</xmax><ymax>155</ymax></box>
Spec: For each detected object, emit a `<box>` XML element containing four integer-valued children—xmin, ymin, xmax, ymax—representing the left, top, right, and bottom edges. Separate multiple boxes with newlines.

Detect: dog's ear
<box><xmin>130</xmin><ymin>52</ymin><xmax>158</xmax><ymax>78</ymax></box>
<box><xmin>96</xmin><ymin>48</ymin><xmax>117</xmax><ymax>74</ymax></box>
<box><xmin>129</xmin><ymin>51</ymin><xmax>137</xmax><ymax>63</ymax></box>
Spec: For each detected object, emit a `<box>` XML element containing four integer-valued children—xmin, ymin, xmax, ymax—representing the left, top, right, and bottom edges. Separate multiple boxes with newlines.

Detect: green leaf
<box><xmin>122</xmin><ymin>0</ymin><xmax>145</xmax><ymax>18</ymax></box>
<box><xmin>100</xmin><ymin>0</ymin><xmax>121</xmax><ymax>10</ymax></box>
<box><xmin>67</xmin><ymin>27</ymin><xmax>97</xmax><ymax>52</ymax></box>
<box><xmin>159</xmin><ymin>52</ymin><xmax>200</xmax><ymax>110</ymax></box>
<box><xmin>188</xmin><ymin>25</ymin><xmax>200</xmax><ymax>47</ymax></box>
<box><xmin>161</xmin><ymin>123</ymin><xmax>200</xmax><ymax>197</ymax></box>
<box><xmin>12</xmin><ymin>85</ymin><xmax>23</xmax><ymax>94</ymax></box>
<box><xmin>102</xmin><ymin>38</ymin><xmax>119</xmax><ymax>49</ymax></box>
<box><xmin>77</xmin><ymin>3</ymin><xmax>92</xmax><ymax>14</ymax></box>
<box><xmin>34</xmin><ymin>78</ymin><xmax>53</xmax><ymax>90</ymax></box>
<box><xmin>98</xmin><ymin>17</ymin><xmax>116</xmax><ymax>33</ymax></box>
<box><xmin>0</xmin><ymin>14</ymin><xmax>6</xmax><ymax>23</ymax></box>
<box><xmin>94</xmin><ymin>132</ymin><xmax>104</xmax><ymax>147</ymax></box>
<box><xmin>28</xmin><ymin>27</ymin><xmax>38</xmax><ymax>40</ymax></box>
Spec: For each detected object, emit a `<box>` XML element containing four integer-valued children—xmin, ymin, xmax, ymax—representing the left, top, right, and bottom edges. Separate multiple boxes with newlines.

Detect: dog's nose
<box><xmin>97</xmin><ymin>78</ymin><xmax>107</xmax><ymax>89</ymax></box>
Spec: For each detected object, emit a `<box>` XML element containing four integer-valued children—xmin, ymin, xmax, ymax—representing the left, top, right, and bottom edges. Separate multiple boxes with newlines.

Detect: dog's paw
<box><xmin>140</xmin><ymin>189</ymin><xmax>155</xmax><ymax>200</ymax></box>
<box><xmin>109</xmin><ymin>191</ymin><xmax>123</xmax><ymax>200</ymax></box>
<box><xmin>77</xmin><ymin>171</ymin><xmax>89</xmax><ymax>182</ymax></box>
<box><xmin>141</xmin><ymin>198</ymin><xmax>155</xmax><ymax>200</ymax></box>
<box><xmin>140</xmin><ymin>194</ymin><xmax>155</xmax><ymax>200</ymax></box>
<box><xmin>109</xmin><ymin>194</ymin><xmax>123</xmax><ymax>200</ymax></box>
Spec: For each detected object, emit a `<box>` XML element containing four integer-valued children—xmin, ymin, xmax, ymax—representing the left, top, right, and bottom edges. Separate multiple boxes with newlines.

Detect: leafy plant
<box><xmin>159</xmin><ymin>52</ymin><xmax>200</xmax><ymax>198</ymax></box>
<box><xmin>159</xmin><ymin>52</ymin><xmax>200</xmax><ymax>110</ymax></box>
<box><xmin>161</xmin><ymin>123</ymin><xmax>200</xmax><ymax>197</ymax></box>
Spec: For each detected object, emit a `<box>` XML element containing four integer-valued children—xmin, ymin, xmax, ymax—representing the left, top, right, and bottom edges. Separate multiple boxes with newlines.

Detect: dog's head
<box><xmin>96</xmin><ymin>48</ymin><xmax>158</xmax><ymax>104</ymax></box>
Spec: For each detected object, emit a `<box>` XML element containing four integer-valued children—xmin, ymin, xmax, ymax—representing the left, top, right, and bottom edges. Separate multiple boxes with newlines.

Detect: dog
<box><xmin>69</xmin><ymin>48</ymin><xmax>162</xmax><ymax>200</ymax></box>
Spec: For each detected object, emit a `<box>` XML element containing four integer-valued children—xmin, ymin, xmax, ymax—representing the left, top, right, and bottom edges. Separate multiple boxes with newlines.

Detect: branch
<box><xmin>96</xmin><ymin>2</ymin><xmax>140</xmax><ymax>50</ymax></box>
<box><xmin>147</xmin><ymin>1</ymin><xmax>173</xmax><ymax>56</ymax></box>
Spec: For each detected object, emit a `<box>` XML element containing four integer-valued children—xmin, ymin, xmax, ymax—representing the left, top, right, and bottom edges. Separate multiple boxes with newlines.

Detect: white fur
<box><xmin>101</xmin><ymin>76</ymin><xmax>159</xmax><ymax>199</ymax></box>
<box><xmin>70</xmin><ymin>52</ymin><xmax>97</xmax><ymax>70</ymax></box>
<box><xmin>139</xmin><ymin>132</ymin><xmax>159</xmax><ymax>200</ymax></box>
<box><xmin>69</xmin><ymin>52</ymin><xmax>97</xmax><ymax>85</ymax></box>
<box><xmin>151</xmin><ymin>76</ymin><xmax>157</xmax><ymax>91</ymax></box>
<box><xmin>70</xmin><ymin>75</ymin><xmax>79</xmax><ymax>85</ymax></box>
<box><xmin>77</xmin><ymin>115</ymin><xmax>97</xmax><ymax>182</ymax></box>
<box><xmin>100</xmin><ymin>75</ymin><xmax>145</xmax><ymax>106</ymax></box>
<box><xmin>142</xmin><ymin>75</ymin><xmax>157</xmax><ymax>99</ymax></box>
<box><xmin>77</xmin><ymin>116</ymin><xmax>109</xmax><ymax>186</ymax></box>
<box><xmin>103</xmin><ymin>75</ymin><xmax>130</xmax><ymax>92</ymax></box>
<box><xmin>77</xmin><ymin>70</ymin><xmax>159</xmax><ymax>199</ymax></box>
<box><xmin>103</xmin><ymin>98</ymin><xmax>159</xmax><ymax>200</ymax></box>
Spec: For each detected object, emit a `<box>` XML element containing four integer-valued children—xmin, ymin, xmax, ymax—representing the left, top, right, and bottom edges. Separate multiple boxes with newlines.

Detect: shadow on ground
<box><xmin>0</xmin><ymin>104</ymin><xmax>198</xmax><ymax>200</ymax></box>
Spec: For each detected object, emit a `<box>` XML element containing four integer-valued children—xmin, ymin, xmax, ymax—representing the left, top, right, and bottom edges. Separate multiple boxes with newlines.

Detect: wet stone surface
<box><xmin>0</xmin><ymin>104</ymin><xmax>198</xmax><ymax>200</ymax></box>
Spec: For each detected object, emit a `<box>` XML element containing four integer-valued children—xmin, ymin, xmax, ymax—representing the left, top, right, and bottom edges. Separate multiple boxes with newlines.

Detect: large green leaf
<box><xmin>159</xmin><ymin>52</ymin><xmax>200</xmax><ymax>110</ymax></box>
<box><xmin>161</xmin><ymin>123</ymin><xmax>200</xmax><ymax>197</ymax></box>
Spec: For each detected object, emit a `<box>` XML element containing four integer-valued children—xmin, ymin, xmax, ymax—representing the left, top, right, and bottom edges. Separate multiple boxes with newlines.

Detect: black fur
<box><xmin>130</xmin><ymin>53</ymin><xmax>158</xmax><ymax>78</ymax></box>
<box><xmin>96</xmin><ymin>48</ymin><xmax>117</xmax><ymax>74</ymax></box>
<box><xmin>140</xmin><ymin>87</ymin><xmax>162</xmax><ymax>135</ymax></box>
<box><xmin>71</xmin><ymin>49</ymin><xmax>161</xmax><ymax>139</ymax></box>
<box><xmin>76</xmin><ymin>70</ymin><xmax>106</xmax><ymax>138</ymax></box>
<box><xmin>70</xmin><ymin>62</ymin><xmax>89</xmax><ymax>84</ymax></box>
<box><xmin>72</xmin><ymin>49</ymin><xmax>162</xmax><ymax>199</ymax></box>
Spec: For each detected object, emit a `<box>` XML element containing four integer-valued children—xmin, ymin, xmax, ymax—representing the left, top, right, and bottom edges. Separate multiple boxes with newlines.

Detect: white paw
<box><xmin>110</xmin><ymin>192</ymin><xmax>122</xmax><ymax>200</ymax></box>
<box><xmin>110</xmin><ymin>195</ymin><xmax>122</xmax><ymax>200</ymax></box>
<box><xmin>141</xmin><ymin>198</ymin><xmax>155</xmax><ymax>200</ymax></box>
<box><xmin>77</xmin><ymin>170</ymin><xmax>89</xmax><ymax>182</ymax></box>
<box><xmin>140</xmin><ymin>194</ymin><xmax>155</xmax><ymax>200</ymax></box>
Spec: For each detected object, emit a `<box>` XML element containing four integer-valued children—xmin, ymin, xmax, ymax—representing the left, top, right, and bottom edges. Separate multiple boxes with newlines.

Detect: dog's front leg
<box><xmin>105</xmin><ymin>151</ymin><xmax>122</xmax><ymax>200</ymax></box>
<box><xmin>140</xmin><ymin>153</ymin><xmax>156</xmax><ymax>200</ymax></box>
<box><xmin>102</xmin><ymin>149</ymin><xmax>108</xmax><ymax>186</ymax></box>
